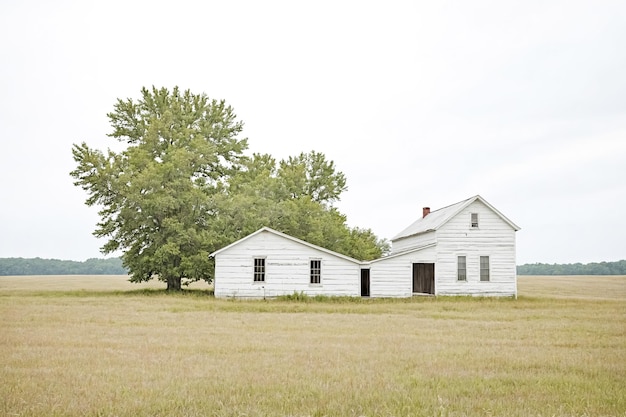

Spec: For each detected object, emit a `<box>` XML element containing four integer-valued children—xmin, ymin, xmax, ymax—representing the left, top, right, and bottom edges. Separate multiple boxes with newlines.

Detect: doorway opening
<box><xmin>361</xmin><ymin>269</ymin><xmax>370</xmax><ymax>297</ymax></box>
<box><xmin>412</xmin><ymin>263</ymin><xmax>435</xmax><ymax>295</ymax></box>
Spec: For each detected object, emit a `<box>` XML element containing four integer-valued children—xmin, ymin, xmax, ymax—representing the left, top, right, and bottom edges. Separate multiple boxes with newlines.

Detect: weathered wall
<box><xmin>214</xmin><ymin>230</ymin><xmax>361</xmax><ymax>298</ymax></box>
<box><xmin>368</xmin><ymin>245</ymin><xmax>436</xmax><ymax>298</ymax></box>
<box><xmin>391</xmin><ymin>230</ymin><xmax>436</xmax><ymax>254</ymax></box>
<box><xmin>434</xmin><ymin>199</ymin><xmax>517</xmax><ymax>296</ymax></box>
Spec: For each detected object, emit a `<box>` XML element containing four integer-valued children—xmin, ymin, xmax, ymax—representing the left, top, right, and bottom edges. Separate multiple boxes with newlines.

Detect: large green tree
<box><xmin>71</xmin><ymin>87</ymin><xmax>247</xmax><ymax>290</ymax></box>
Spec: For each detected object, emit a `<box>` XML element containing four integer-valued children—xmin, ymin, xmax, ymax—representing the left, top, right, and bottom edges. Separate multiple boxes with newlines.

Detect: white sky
<box><xmin>1</xmin><ymin>0</ymin><xmax>625</xmax><ymax>264</ymax></box>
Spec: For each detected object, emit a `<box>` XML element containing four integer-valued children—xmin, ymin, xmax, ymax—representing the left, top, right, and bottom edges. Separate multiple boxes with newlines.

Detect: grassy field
<box><xmin>1</xmin><ymin>276</ymin><xmax>624</xmax><ymax>417</ymax></box>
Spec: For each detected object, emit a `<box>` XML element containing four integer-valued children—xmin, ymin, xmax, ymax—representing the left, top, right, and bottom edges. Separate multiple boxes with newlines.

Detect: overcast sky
<box><xmin>1</xmin><ymin>0</ymin><xmax>625</xmax><ymax>264</ymax></box>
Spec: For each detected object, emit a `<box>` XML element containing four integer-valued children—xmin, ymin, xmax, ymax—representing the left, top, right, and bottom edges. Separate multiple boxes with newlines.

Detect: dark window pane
<box><xmin>310</xmin><ymin>260</ymin><xmax>321</xmax><ymax>284</ymax></box>
<box><xmin>254</xmin><ymin>258</ymin><xmax>265</xmax><ymax>282</ymax></box>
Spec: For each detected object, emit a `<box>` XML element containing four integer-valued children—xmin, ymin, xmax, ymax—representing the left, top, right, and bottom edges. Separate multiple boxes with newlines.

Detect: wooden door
<box><xmin>361</xmin><ymin>269</ymin><xmax>370</xmax><ymax>297</ymax></box>
<box><xmin>412</xmin><ymin>263</ymin><xmax>435</xmax><ymax>294</ymax></box>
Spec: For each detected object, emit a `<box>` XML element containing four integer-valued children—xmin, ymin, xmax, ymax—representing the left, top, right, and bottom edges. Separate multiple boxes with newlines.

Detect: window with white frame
<box><xmin>480</xmin><ymin>256</ymin><xmax>490</xmax><ymax>281</ymax></box>
<box><xmin>310</xmin><ymin>259</ymin><xmax>321</xmax><ymax>284</ymax></box>
<box><xmin>457</xmin><ymin>256</ymin><xmax>467</xmax><ymax>281</ymax></box>
<box><xmin>253</xmin><ymin>258</ymin><xmax>265</xmax><ymax>282</ymax></box>
<box><xmin>470</xmin><ymin>213</ymin><xmax>479</xmax><ymax>228</ymax></box>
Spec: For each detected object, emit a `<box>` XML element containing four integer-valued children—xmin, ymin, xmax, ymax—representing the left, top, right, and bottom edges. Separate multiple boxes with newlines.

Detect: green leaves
<box><xmin>71</xmin><ymin>87</ymin><xmax>248</xmax><ymax>290</ymax></box>
<box><xmin>278</xmin><ymin>151</ymin><xmax>347</xmax><ymax>205</ymax></box>
<box><xmin>71</xmin><ymin>86</ymin><xmax>387</xmax><ymax>290</ymax></box>
<box><xmin>215</xmin><ymin>152</ymin><xmax>387</xmax><ymax>261</ymax></box>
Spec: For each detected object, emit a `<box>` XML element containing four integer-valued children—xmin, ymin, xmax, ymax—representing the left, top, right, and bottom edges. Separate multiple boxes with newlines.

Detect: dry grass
<box><xmin>1</xmin><ymin>275</ymin><xmax>625</xmax><ymax>417</ymax></box>
<box><xmin>518</xmin><ymin>275</ymin><xmax>626</xmax><ymax>300</ymax></box>
<box><xmin>0</xmin><ymin>275</ymin><xmax>212</xmax><ymax>292</ymax></box>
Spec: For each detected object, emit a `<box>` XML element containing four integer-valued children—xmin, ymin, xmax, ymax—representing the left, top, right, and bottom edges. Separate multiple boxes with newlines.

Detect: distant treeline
<box><xmin>2</xmin><ymin>257</ymin><xmax>624</xmax><ymax>276</ymax></box>
<box><xmin>517</xmin><ymin>260</ymin><xmax>626</xmax><ymax>275</ymax></box>
<box><xmin>0</xmin><ymin>257</ymin><xmax>127</xmax><ymax>276</ymax></box>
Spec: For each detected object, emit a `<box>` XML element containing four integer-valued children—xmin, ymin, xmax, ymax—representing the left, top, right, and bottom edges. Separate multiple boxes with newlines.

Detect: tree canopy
<box><xmin>71</xmin><ymin>87</ymin><xmax>387</xmax><ymax>290</ymax></box>
<box><xmin>213</xmin><ymin>152</ymin><xmax>388</xmax><ymax>261</ymax></box>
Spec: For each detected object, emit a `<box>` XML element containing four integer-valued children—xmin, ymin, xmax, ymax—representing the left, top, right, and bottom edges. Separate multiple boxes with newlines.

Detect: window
<box><xmin>480</xmin><ymin>256</ymin><xmax>490</xmax><ymax>281</ymax></box>
<box><xmin>253</xmin><ymin>258</ymin><xmax>265</xmax><ymax>282</ymax></box>
<box><xmin>310</xmin><ymin>259</ymin><xmax>321</xmax><ymax>284</ymax></box>
<box><xmin>457</xmin><ymin>256</ymin><xmax>467</xmax><ymax>281</ymax></box>
<box><xmin>471</xmin><ymin>213</ymin><xmax>479</xmax><ymax>228</ymax></box>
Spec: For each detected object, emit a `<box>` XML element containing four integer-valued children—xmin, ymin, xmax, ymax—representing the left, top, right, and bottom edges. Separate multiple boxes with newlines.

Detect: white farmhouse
<box><xmin>376</xmin><ymin>195</ymin><xmax>521</xmax><ymax>297</ymax></box>
<box><xmin>210</xmin><ymin>195</ymin><xmax>520</xmax><ymax>298</ymax></box>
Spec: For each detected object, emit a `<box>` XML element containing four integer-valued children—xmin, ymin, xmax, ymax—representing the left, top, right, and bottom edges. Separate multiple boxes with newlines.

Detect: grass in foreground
<box><xmin>1</xmin><ymin>276</ymin><xmax>625</xmax><ymax>416</ymax></box>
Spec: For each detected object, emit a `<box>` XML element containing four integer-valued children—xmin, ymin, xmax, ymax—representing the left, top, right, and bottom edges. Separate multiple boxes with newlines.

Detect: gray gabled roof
<box><xmin>209</xmin><ymin>226</ymin><xmax>364</xmax><ymax>264</ymax></box>
<box><xmin>392</xmin><ymin>195</ymin><xmax>520</xmax><ymax>242</ymax></box>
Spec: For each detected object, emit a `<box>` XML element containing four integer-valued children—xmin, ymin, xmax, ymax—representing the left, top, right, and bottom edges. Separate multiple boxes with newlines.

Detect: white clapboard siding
<box><xmin>368</xmin><ymin>245</ymin><xmax>436</xmax><ymax>298</ymax></box>
<box><xmin>213</xmin><ymin>229</ymin><xmax>361</xmax><ymax>298</ymax></box>
<box><xmin>390</xmin><ymin>231</ymin><xmax>436</xmax><ymax>254</ymax></box>
<box><xmin>434</xmin><ymin>199</ymin><xmax>517</xmax><ymax>296</ymax></box>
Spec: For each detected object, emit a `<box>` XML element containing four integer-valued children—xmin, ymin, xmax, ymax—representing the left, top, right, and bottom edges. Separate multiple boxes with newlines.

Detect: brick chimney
<box><xmin>423</xmin><ymin>207</ymin><xmax>430</xmax><ymax>218</ymax></box>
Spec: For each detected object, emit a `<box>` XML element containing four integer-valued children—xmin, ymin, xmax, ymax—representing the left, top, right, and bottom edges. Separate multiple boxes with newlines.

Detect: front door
<box><xmin>361</xmin><ymin>269</ymin><xmax>370</xmax><ymax>297</ymax></box>
<box><xmin>412</xmin><ymin>263</ymin><xmax>435</xmax><ymax>294</ymax></box>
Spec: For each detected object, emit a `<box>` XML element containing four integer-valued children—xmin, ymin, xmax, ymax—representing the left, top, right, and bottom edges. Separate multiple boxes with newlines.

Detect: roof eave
<box><xmin>209</xmin><ymin>227</ymin><xmax>271</xmax><ymax>258</ymax></box>
<box><xmin>391</xmin><ymin>229</ymin><xmax>436</xmax><ymax>242</ymax></box>
<box><xmin>365</xmin><ymin>242</ymin><xmax>437</xmax><ymax>264</ymax></box>
<box><xmin>210</xmin><ymin>226</ymin><xmax>364</xmax><ymax>264</ymax></box>
<box><xmin>473</xmin><ymin>195</ymin><xmax>521</xmax><ymax>231</ymax></box>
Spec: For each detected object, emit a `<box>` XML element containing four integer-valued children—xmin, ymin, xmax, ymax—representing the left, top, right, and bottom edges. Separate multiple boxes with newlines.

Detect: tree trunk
<box><xmin>166</xmin><ymin>276</ymin><xmax>182</xmax><ymax>291</ymax></box>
